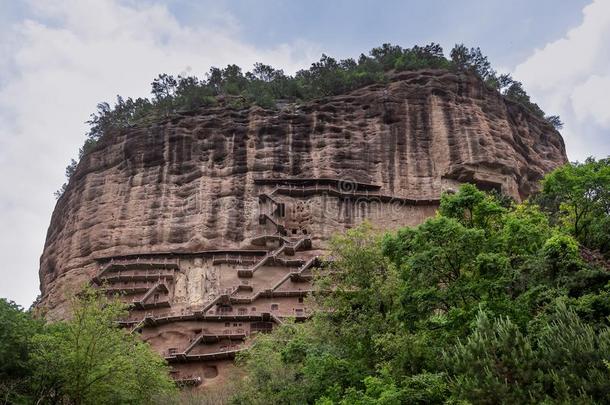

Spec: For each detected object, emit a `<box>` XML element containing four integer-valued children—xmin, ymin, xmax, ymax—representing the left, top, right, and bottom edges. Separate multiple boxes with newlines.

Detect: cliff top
<box><xmin>55</xmin><ymin>43</ymin><xmax>562</xmax><ymax>198</ymax></box>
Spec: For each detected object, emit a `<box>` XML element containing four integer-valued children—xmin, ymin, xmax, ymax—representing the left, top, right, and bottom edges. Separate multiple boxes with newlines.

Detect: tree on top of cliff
<box><xmin>450</xmin><ymin>44</ymin><xmax>495</xmax><ymax>81</ymax></box>
<box><xmin>54</xmin><ymin>42</ymin><xmax>561</xmax><ymax>198</ymax></box>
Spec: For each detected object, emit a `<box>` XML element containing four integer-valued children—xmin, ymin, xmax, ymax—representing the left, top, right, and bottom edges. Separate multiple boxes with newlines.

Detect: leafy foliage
<box><xmin>446</xmin><ymin>303</ymin><xmax>610</xmax><ymax>403</ymax></box>
<box><xmin>536</xmin><ymin>157</ymin><xmax>610</xmax><ymax>257</ymax></box>
<box><xmin>0</xmin><ymin>288</ymin><xmax>175</xmax><ymax>404</ymax></box>
<box><xmin>0</xmin><ymin>300</ymin><xmax>43</xmax><ymax>404</ymax></box>
<box><xmin>234</xmin><ymin>159</ymin><xmax>610</xmax><ymax>404</ymax></box>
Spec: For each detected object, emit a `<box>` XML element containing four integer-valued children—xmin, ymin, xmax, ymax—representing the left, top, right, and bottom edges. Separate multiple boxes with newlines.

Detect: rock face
<box><xmin>38</xmin><ymin>69</ymin><xmax>567</xmax><ymax>387</ymax></box>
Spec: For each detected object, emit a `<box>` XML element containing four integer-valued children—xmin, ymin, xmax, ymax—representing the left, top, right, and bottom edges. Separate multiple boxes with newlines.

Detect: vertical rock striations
<box><xmin>38</xmin><ymin>69</ymin><xmax>567</xmax><ymax>387</ymax></box>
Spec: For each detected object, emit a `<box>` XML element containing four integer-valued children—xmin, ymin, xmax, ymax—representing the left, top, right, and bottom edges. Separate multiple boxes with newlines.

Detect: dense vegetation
<box><xmin>55</xmin><ymin>43</ymin><xmax>561</xmax><ymax>198</ymax></box>
<box><xmin>6</xmin><ymin>156</ymin><xmax>609</xmax><ymax>404</ymax></box>
<box><xmin>0</xmin><ymin>289</ymin><xmax>175</xmax><ymax>405</ymax></box>
<box><xmin>232</xmin><ymin>157</ymin><xmax>610</xmax><ymax>404</ymax></box>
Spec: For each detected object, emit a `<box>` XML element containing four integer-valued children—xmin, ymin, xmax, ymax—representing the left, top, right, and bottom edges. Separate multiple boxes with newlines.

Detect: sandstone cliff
<box><xmin>38</xmin><ymin>69</ymin><xmax>567</xmax><ymax>386</ymax></box>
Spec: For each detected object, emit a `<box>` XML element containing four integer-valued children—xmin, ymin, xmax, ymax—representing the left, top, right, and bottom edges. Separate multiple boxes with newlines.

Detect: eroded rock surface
<box><xmin>38</xmin><ymin>69</ymin><xmax>567</xmax><ymax>386</ymax></box>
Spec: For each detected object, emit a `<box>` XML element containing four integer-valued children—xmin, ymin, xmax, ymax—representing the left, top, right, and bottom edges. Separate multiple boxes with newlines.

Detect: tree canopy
<box><xmin>0</xmin><ymin>289</ymin><xmax>175</xmax><ymax>405</ymax></box>
<box><xmin>8</xmin><ymin>156</ymin><xmax>610</xmax><ymax>403</ymax></box>
<box><xmin>56</xmin><ymin>43</ymin><xmax>560</xmax><ymax>198</ymax></box>
<box><xmin>535</xmin><ymin>157</ymin><xmax>610</xmax><ymax>257</ymax></box>
<box><xmin>233</xmin><ymin>157</ymin><xmax>610</xmax><ymax>404</ymax></box>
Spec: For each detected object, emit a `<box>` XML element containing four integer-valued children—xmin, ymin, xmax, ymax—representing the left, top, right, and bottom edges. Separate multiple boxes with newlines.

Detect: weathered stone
<box><xmin>38</xmin><ymin>69</ymin><xmax>567</xmax><ymax>387</ymax></box>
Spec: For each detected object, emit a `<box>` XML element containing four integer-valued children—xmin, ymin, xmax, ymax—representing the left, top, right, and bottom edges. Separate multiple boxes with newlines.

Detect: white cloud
<box><xmin>571</xmin><ymin>74</ymin><xmax>610</xmax><ymax>126</ymax></box>
<box><xmin>0</xmin><ymin>0</ymin><xmax>319</xmax><ymax>307</ymax></box>
<box><xmin>514</xmin><ymin>0</ymin><xmax>610</xmax><ymax>161</ymax></box>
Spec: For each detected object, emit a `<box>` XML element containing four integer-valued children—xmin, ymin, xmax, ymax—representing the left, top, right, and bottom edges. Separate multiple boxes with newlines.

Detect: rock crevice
<box><xmin>38</xmin><ymin>69</ymin><xmax>567</xmax><ymax>386</ymax></box>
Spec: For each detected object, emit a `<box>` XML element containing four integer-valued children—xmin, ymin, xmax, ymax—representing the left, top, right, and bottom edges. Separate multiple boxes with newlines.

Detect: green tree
<box><xmin>151</xmin><ymin>74</ymin><xmax>178</xmax><ymax>116</ymax></box>
<box><xmin>438</xmin><ymin>183</ymin><xmax>506</xmax><ymax>230</ymax></box>
<box><xmin>233</xmin><ymin>178</ymin><xmax>610</xmax><ymax>404</ymax></box>
<box><xmin>450</xmin><ymin>44</ymin><xmax>495</xmax><ymax>81</ymax></box>
<box><xmin>446</xmin><ymin>304</ymin><xmax>610</xmax><ymax>404</ymax></box>
<box><xmin>537</xmin><ymin>157</ymin><xmax>610</xmax><ymax>255</ymax></box>
<box><xmin>234</xmin><ymin>224</ymin><xmax>402</xmax><ymax>404</ymax></box>
<box><xmin>29</xmin><ymin>288</ymin><xmax>175</xmax><ymax>405</ymax></box>
<box><xmin>369</xmin><ymin>43</ymin><xmax>404</xmax><ymax>70</ymax></box>
<box><xmin>545</xmin><ymin>114</ymin><xmax>564</xmax><ymax>130</ymax></box>
<box><xmin>0</xmin><ymin>300</ymin><xmax>42</xmax><ymax>404</ymax></box>
<box><xmin>503</xmin><ymin>81</ymin><xmax>545</xmax><ymax>118</ymax></box>
<box><xmin>174</xmin><ymin>76</ymin><xmax>216</xmax><ymax>111</ymax></box>
<box><xmin>151</xmin><ymin>73</ymin><xmax>178</xmax><ymax>100</ymax></box>
<box><xmin>444</xmin><ymin>311</ymin><xmax>538</xmax><ymax>404</ymax></box>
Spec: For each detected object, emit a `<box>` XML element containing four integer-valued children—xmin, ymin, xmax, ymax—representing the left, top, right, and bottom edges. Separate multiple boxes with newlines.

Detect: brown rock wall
<box><xmin>38</xmin><ymin>69</ymin><xmax>567</xmax><ymax>386</ymax></box>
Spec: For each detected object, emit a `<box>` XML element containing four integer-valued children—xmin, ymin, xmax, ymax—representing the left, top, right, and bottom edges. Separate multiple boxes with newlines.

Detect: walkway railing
<box><xmin>95</xmin><ymin>257</ymin><xmax>179</xmax><ymax>282</ymax></box>
<box><xmin>237</xmin><ymin>236</ymin><xmax>311</xmax><ymax>278</ymax></box>
<box><xmin>263</xmin><ymin>183</ymin><xmax>440</xmax><ymax>205</ymax></box>
<box><xmin>172</xmin><ymin>374</ymin><xmax>202</xmax><ymax>386</ymax></box>
<box><xmin>132</xmin><ymin>282</ymin><xmax>170</xmax><ymax>309</ymax></box>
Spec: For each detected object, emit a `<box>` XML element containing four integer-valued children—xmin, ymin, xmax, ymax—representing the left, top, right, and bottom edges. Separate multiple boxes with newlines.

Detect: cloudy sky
<box><xmin>1</xmin><ymin>0</ymin><xmax>608</xmax><ymax>307</ymax></box>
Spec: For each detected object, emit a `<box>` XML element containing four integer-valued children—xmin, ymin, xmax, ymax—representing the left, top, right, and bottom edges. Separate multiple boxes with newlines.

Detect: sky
<box><xmin>0</xmin><ymin>0</ymin><xmax>608</xmax><ymax>307</ymax></box>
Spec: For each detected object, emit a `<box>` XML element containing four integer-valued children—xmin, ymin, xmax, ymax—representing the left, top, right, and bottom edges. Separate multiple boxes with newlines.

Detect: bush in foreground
<box><xmin>0</xmin><ymin>289</ymin><xmax>176</xmax><ymax>405</ymax></box>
